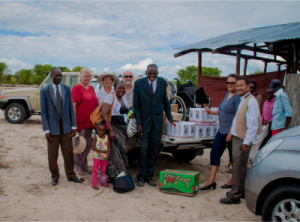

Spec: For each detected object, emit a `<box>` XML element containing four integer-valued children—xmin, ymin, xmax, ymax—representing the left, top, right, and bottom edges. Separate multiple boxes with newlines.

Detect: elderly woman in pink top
<box><xmin>260</xmin><ymin>88</ymin><xmax>276</xmax><ymax>147</ymax></box>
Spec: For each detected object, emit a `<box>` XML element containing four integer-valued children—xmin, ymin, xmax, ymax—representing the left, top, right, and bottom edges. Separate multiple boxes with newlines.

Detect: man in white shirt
<box><xmin>220</xmin><ymin>76</ymin><xmax>262</xmax><ymax>205</ymax></box>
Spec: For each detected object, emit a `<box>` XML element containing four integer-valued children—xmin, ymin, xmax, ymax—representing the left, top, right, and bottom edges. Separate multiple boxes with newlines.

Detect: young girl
<box><xmin>91</xmin><ymin>120</ymin><xmax>110</xmax><ymax>190</ymax></box>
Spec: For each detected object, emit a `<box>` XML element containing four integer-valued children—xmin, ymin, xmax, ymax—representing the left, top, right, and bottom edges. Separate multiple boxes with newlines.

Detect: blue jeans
<box><xmin>210</xmin><ymin>131</ymin><xmax>232</xmax><ymax>166</ymax></box>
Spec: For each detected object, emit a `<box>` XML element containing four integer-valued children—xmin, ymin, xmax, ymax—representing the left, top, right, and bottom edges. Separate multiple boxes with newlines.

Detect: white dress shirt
<box><xmin>148</xmin><ymin>78</ymin><xmax>157</xmax><ymax>93</ymax></box>
<box><xmin>44</xmin><ymin>83</ymin><xmax>76</xmax><ymax>134</ymax></box>
<box><xmin>231</xmin><ymin>92</ymin><xmax>260</xmax><ymax>146</ymax></box>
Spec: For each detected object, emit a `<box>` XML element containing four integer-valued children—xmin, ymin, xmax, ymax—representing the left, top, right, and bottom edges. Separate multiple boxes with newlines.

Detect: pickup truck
<box><xmin>0</xmin><ymin>72</ymin><xmax>214</xmax><ymax>162</ymax></box>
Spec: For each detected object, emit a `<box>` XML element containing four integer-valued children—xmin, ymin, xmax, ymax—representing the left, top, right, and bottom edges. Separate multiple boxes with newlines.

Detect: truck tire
<box><xmin>172</xmin><ymin>150</ymin><xmax>196</xmax><ymax>162</ymax></box>
<box><xmin>262</xmin><ymin>184</ymin><xmax>300</xmax><ymax>221</ymax></box>
<box><xmin>4</xmin><ymin>103</ymin><xmax>27</xmax><ymax>124</ymax></box>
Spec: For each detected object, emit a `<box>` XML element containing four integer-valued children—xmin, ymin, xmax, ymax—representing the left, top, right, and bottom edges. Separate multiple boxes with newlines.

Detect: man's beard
<box><xmin>124</xmin><ymin>80</ymin><xmax>132</xmax><ymax>86</ymax></box>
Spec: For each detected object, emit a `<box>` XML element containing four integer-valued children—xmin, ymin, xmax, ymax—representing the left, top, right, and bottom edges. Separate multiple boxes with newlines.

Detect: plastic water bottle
<box><xmin>127</xmin><ymin>109</ymin><xmax>134</xmax><ymax>120</ymax></box>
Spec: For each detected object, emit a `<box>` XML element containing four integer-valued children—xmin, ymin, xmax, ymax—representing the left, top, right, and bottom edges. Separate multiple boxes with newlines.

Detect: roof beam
<box><xmin>174</xmin><ymin>48</ymin><xmax>212</xmax><ymax>58</ymax></box>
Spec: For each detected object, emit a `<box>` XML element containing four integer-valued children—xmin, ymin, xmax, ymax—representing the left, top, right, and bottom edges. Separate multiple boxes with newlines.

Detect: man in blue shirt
<box><xmin>270</xmin><ymin>79</ymin><xmax>293</xmax><ymax>136</ymax></box>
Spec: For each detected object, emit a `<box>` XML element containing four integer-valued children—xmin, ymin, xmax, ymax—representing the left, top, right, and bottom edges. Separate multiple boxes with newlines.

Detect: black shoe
<box><xmin>137</xmin><ymin>180</ymin><xmax>144</xmax><ymax>187</ymax></box>
<box><xmin>221</xmin><ymin>184</ymin><xmax>233</xmax><ymax>189</ymax></box>
<box><xmin>226</xmin><ymin>191</ymin><xmax>244</xmax><ymax>199</ymax></box>
<box><xmin>68</xmin><ymin>177</ymin><xmax>82</xmax><ymax>183</ymax></box>
<box><xmin>220</xmin><ymin>196</ymin><xmax>241</xmax><ymax>205</ymax></box>
<box><xmin>200</xmin><ymin>182</ymin><xmax>216</xmax><ymax>191</ymax></box>
<box><xmin>51</xmin><ymin>179</ymin><xmax>58</xmax><ymax>186</ymax></box>
<box><xmin>145</xmin><ymin>179</ymin><xmax>157</xmax><ymax>187</ymax></box>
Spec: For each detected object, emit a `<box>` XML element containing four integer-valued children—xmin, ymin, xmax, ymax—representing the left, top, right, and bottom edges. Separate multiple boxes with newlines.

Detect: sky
<box><xmin>0</xmin><ymin>0</ymin><xmax>299</xmax><ymax>80</ymax></box>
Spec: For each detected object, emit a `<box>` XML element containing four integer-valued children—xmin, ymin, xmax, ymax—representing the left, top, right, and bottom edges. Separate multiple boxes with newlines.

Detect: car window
<box><xmin>90</xmin><ymin>81</ymin><xmax>98</xmax><ymax>91</ymax></box>
<box><xmin>41</xmin><ymin>76</ymin><xmax>66</xmax><ymax>89</ymax></box>
<box><xmin>70</xmin><ymin>76</ymin><xmax>78</xmax><ymax>89</ymax></box>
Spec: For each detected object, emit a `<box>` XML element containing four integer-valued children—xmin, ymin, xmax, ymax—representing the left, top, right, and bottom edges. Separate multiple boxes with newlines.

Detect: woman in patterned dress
<box><xmin>200</xmin><ymin>74</ymin><xmax>241</xmax><ymax>191</ymax></box>
<box><xmin>101</xmin><ymin>81</ymin><xmax>129</xmax><ymax>179</ymax></box>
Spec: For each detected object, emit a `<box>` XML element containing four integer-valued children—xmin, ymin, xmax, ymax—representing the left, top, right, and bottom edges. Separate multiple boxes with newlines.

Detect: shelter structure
<box><xmin>174</xmin><ymin>21</ymin><xmax>300</xmax><ymax>84</ymax></box>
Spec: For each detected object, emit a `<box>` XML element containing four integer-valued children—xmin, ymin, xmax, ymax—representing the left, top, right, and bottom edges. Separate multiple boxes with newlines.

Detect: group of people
<box><xmin>41</xmin><ymin>66</ymin><xmax>292</xmax><ymax>202</ymax></box>
<box><xmin>199</xmin><ymin>74</ymin><xmax>292</xmax><ymax>205</ymax></box>
<box><xmin>41</xmin><ymin>64</ymin><xmax>176</xmax><ymax>189</ymax></box>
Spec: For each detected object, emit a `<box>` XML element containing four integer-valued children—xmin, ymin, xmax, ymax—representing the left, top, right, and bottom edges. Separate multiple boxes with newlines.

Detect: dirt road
<box><xmin>0</xmin><ymin>110</ymin><xmax>260</xmax><ymax>221</ymax></box>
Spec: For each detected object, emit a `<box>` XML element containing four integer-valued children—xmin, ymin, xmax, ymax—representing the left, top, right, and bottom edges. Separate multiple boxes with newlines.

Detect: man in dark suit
<box><xmin>41</xmin><ymin>67</ymin><xmax>82</xmax><ymax>186</ymax></box>
<box><xmin>134</xmin><ymin>64</ymin><xmax>177</xmax><ymax>187</ymax></box>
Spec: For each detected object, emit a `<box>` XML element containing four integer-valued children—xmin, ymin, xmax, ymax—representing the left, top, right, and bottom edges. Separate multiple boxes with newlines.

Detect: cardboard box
<box><xmin>159</xmin><ymin>169</ymin><xmax>200</xmax><ymax>197</ymax></box>
<box><xmin>163</xmin><ymin>112</ymin><xmax>182</xmax><ymax>135</ymax></box>
<box><xmin>171</xmin><ymin>104</ymin><xmax>179</xmax><ymax>113</ymax></box>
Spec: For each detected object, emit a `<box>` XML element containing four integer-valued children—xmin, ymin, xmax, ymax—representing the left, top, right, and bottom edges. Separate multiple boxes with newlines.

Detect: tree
<box><xmin>30</xmin><ymin>64</ymin><xmax>52</xmax><ymax>84</ymax></box>
<box><xmin>0</xmin><ymin>62</ymin><xmax>9</xmax><ymax>84</ymax></box>
<box><xmin>72</xmin><ymin>66</ymin><xmax>84</xmax><ymax>72</ymax></box>
<box><xmin>58</xmin><ymin>66</ymin><xmax>71</xmax><ymax>72</ymax></box>
<box><xmin>250</xmin><ymin>69</ymin><xmax>263</xmax><ymax>75</ymax></box>
<box><xmin>18</xmin><ymin>69</ymin><xmax>33</xmax><ymax>84</ymax></box>
<box><xmin>2</xmin><ymin>74</ymin><xmax>12</xmax><ymax>84</ymax></box>
<box><xmin>176</xmin><ymin>65</ymin><xmax>221</xmax><ymax>86</ymax></box>
<box><xmin>10</xmin><ymin>77</ymin><xmax>16</xmax><ymax>85</ymax></box>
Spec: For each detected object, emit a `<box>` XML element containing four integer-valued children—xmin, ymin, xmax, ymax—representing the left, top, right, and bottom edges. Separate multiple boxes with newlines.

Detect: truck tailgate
<box><xmin>161</xmin><ymin>135</ymin><xmax>214</xmax><ymax>144</ymax></box>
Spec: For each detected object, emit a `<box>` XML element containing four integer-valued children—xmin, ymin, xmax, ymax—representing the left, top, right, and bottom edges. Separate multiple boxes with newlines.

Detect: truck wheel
<box><xmin>4</xmin><ymin>103</ymin><xmax>27</xmax><ymax>124</ymax></box>
<box><xmin>172</xmin><ymin>151</ymin><xmax>196</xmax><ymax>162</ymax></box>
<box><xmin>262</xmin><ymin>184</ymin><xmax>300</xmax><ymax>221</ymax></box>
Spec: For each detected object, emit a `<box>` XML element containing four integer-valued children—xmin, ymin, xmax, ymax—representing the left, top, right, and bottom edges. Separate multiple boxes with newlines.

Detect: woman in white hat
<box><xmin>71</xmin><ymin>68</ymin><xmax>98</xmax><ymax>175</ymax></box>
<box><xmin>96</xmin><ymin>73</ymin><xmax>119</xmax><ymax>104</ymax></box>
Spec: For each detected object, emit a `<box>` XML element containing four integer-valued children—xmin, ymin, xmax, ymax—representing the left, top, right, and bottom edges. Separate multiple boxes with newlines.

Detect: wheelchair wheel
<box><xmin>170</xmin><ymin>96</ymin><xmax>187</xmax><ymax>121</ymax></box>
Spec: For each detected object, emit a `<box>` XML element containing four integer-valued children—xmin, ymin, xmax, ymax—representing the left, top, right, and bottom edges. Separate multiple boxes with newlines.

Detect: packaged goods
<box><xmin>203</xmin><ymin>123</ymin><xmax>210</xmax><ymax>137</ymax></box>
<box><xmin>210</xmin><ymin>123</ymin><xmax>219</xmax><ymax>137</ymax></box>
<box><xmin>159</xmin><ymin>169</ymin><xmax>200</xmax><ymax>197</ymax></box>
<box><xmin>163</xmin><ymin>112</ymin><xmax>182</xmax><ymax>135</ymax></box>
<box><xmin>195</xmin><ymin>124</ymin><xmax>204</xmax><ymax>138</ymax></box>
<box><xmin>189</xmin><ymin>108</ymin><xmax>219</xmax><ymax>124</ymax></box>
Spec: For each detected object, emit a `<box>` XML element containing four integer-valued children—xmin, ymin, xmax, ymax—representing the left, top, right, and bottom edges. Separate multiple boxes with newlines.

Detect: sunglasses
<box><xmin>123</xmin><ymin>75</ymin><xmax>133</xmax><ymax>78</ymax></box>
<box><xmin>226</xmin><ymin>82</ymin><xmax>236</xmax><ymax>85</ymax></box>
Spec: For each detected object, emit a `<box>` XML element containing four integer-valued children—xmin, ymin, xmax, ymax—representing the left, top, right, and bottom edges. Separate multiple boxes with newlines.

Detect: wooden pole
<box><xmin>198</xmin><ymin>51</ymin><xmax>202</xmax><ymax>86</ymax></box>
<box><xmin>292</xmin><ymin>44</ymin><xmax>298</xmax><ymax>74</ymax></box>
<box><xmin>253</xmin><ymin>44</ymin><xmax>257</xmax><ymax>57</ymax></box>
<box><xmin>243</xmin><ymin>58</ymin><xmax>248</xmax><ymax>76</ymax></box>
<box><xmin>198</xmin><ymin>51</ymin><xmax>202</xmax><ymax>76</ymax></box>
<box><xmin>264</xmin><ymin>62</ymin><xmax>268</xmax><ymax>73</ymax></box>
<box><xmin>236</xmin><ymin>49</ymin><xmax>241</xmax><ymax>75</ymax></box>
<box><xmin>277</xmin><ymin>64</ymin><xmax>281</xmax><ymax>72</ymax></box>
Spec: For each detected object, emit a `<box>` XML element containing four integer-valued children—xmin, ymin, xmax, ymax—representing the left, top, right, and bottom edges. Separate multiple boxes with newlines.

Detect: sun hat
<box><xmin>97</xmin><ymin>73</ymin><xmax>119</xmax><ymax>86</ymax></box>
<box><xmin>270</xmin><ymin>79</ymin><xmax>281</xmax><ymax>90</ymax></box>
<box><xmin>72</xmin><ymin>132</ymin><xmax>87</xmax><ymax>154</ymax></box>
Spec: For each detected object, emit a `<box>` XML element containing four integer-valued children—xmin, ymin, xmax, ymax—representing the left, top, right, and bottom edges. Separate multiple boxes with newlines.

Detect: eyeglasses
<box><xmin>123</xmin><ymin>75</ymin><xmax>133</xmax><ymax>78</ymax></box>
<box><xmin>226</xmin><ymin>82</ymin><xmax>236</xmax><ymax>85</ymax></box>
<box><xmin>250</xmin><ymin>86</ymin><xmax>256</xmax><ymax>89</ymax></box>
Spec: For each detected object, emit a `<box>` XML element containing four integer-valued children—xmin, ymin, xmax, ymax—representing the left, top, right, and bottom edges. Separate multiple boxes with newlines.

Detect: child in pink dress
<box><xmin>91</xmin><ymin>121</ymin><xmax>110</xmax><ymax>190</ymax></box>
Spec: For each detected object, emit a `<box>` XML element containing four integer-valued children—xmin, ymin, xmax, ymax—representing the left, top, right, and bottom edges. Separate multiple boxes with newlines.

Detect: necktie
<box><xmin>56</xmin><ymin>86</ymin><xmax>62</xmax><ymax>118</ymax></box>
<box><xmin>150</xmin><ymin>83</ymin><xmax>153</xmax><ymax>95</ymax></box>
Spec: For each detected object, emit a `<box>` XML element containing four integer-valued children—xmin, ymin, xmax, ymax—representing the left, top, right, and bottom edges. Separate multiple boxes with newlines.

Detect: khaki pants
<box><xmin>228</xmin><ymin>136</ymin><xmax>250</xmax><ymax>200</ymax></box>
<box><xmin>47</xmin><ymin>120</ymin><xmax>76</xmax><ymax>180</ymax></box>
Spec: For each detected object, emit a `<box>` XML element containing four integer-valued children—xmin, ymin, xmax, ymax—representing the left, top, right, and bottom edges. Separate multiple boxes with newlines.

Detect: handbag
<box><xmin>113</xmin><ymin>173</ymin><xmax>135</xmax><ymax>193</ymax></box>
<box><xmin>90</xmin><ymin>95</ymin><xmax>115</xmax><ymax>127</ymax></box>
<box><xmin>126</xmin><ymin>118</ymin><xmax>138</xmax><ymax>137</ymax></box>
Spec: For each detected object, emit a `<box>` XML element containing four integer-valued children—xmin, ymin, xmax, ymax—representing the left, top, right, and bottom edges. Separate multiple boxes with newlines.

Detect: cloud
<box><xmin>90</xmin><ymin>67</ymin><xmax>97</xmax><ymax>72</ymax></box>
<box><xmin>116</xmin><ymin>58</ymin><xmax>153</xmax><ymax>74</ymax></box>
<box><xmin>0</xmin><ymin>58</ymin><xmax>33</xmax><ymax>74</ymax></box>
<box><xmin>103</xmin><ymin>67</ymin><xmax>110</xmax><ymax>72</ymax></box>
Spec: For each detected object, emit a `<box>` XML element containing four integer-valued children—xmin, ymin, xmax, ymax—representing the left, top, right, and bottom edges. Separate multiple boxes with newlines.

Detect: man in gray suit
<box><xmin>40</xmin><ymin>67</ymin><xmax>82</xmax><ymax>186</ymax></box>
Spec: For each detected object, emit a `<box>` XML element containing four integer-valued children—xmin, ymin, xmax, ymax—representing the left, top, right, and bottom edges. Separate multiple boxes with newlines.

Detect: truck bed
<box><xmin>161</xmin><ymin>135</ymin><xmax>214</xmax><ymax>145</ymax></box>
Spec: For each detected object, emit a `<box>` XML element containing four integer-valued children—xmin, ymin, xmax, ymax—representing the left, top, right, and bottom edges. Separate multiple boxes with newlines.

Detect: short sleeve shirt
<box><xmin>104</xmin><ymin>94</ymin><xmax>129</xmax><ymax>123</ymax></box>
<box><xmin>71</xmin><ymin>84</ymin><xmax>98</xmax><ymax>132</ymax></box>
<box><xmin>96</xmin><ymin>87</ymin><xmax>114</xmax><ymax>104</ymax></box>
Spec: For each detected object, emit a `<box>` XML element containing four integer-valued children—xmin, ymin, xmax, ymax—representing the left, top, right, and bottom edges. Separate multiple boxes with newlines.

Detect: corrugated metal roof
<box><xmin>175</xmin><ymin>21</ymin><xmax>300</xmax><ymax>51</ymax></box>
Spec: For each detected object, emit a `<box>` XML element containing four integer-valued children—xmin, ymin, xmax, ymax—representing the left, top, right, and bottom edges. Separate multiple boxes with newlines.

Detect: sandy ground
<box><xmin>0</xmin><ymin>93</ymin><xmax>261</xmax><ymax>221</ymax></box>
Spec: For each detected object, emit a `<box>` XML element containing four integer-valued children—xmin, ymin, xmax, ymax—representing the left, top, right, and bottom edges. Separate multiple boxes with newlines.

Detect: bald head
<box><xmin>122</xmin><ymin>70</ymin><xmax>133</xmax><ymax>86</ymax></box>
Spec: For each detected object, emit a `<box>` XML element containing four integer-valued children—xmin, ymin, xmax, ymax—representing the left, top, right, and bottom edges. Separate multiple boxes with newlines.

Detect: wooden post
<box><xmin>236</xmin><ymin>49</ymin><xmax>241</xmax><ymax>75</ymax></box>
<box><xmin>264</xmin><ymin>61</ymin><xmax>268</xmax><ymax>73</ymax></box>
<box><xmin>198</xmin><ymin>51</ymin><xmax>202</xmax><ymax>76</ymax></box>
<box><xmin>198</xmin><ymin>51</ymin><xmax>202</xmax><ymax>86</ymax></box>
<box><xmin>292</xmin><ymin>44</ymin><xmax>298</xmax><ymax>74</ymax></box>
<box><xmin>277</xmin><ymin>64</ymin><xmax>281</xmax><ymax>72</ymax></box>
<box><xmin>243</xmin><ymin>58</ymin><xmax>248</xmax><ymax>76</ymax></box>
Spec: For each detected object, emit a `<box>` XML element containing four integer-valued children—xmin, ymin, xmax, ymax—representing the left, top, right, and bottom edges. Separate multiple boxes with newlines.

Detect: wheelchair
<box><xmin>168</xmin><ymin>79</ymin><xmax>210</xmax><ymax>121</ymax></box>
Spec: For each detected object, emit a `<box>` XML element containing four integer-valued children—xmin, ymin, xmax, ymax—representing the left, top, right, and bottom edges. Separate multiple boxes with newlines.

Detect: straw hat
<box><xmin>72</xmin><ymin>132</ymin><xmax>87</xmax><ymax>154</ymax></box>
<box><xmin>97</xmin><ymin>73</ymin><xmax>119</xmax><ymax>86</ymax></box>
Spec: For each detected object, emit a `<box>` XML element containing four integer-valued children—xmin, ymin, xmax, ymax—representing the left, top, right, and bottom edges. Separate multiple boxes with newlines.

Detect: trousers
<box><xmin>228</xmin><ymin>136</ymin><xmax>250</xmax><ymax>200</ymax></box>
<box><xmin>47</xmin><ymin>120</ymin><xmax>76</xmax><ymax>180</ymax></box>
<box><xmin>92</xmin><ymin>158</ymin><xmax>108</xmax><ymax>187</ymax></box>
<box><xmin>210</xmin><ymin>131</ymin><xmax>233</xmax><ymax>166</ymax></box>
<box><xmin>138</xmin><ymin>122</ymin><xmax>162</xmax><ymax>180</ymax></box>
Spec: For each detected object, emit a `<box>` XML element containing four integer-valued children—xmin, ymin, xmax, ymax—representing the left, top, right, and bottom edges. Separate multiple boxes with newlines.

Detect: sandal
<box><xmin>84</xmin><ymin>170</ymin><xmax>92</xmax><ymax>174</ymax></box>
<box><xmin>77</xmin><ymin>171</ymin><xmax>85</xmax><ymax>175</ymax></box>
